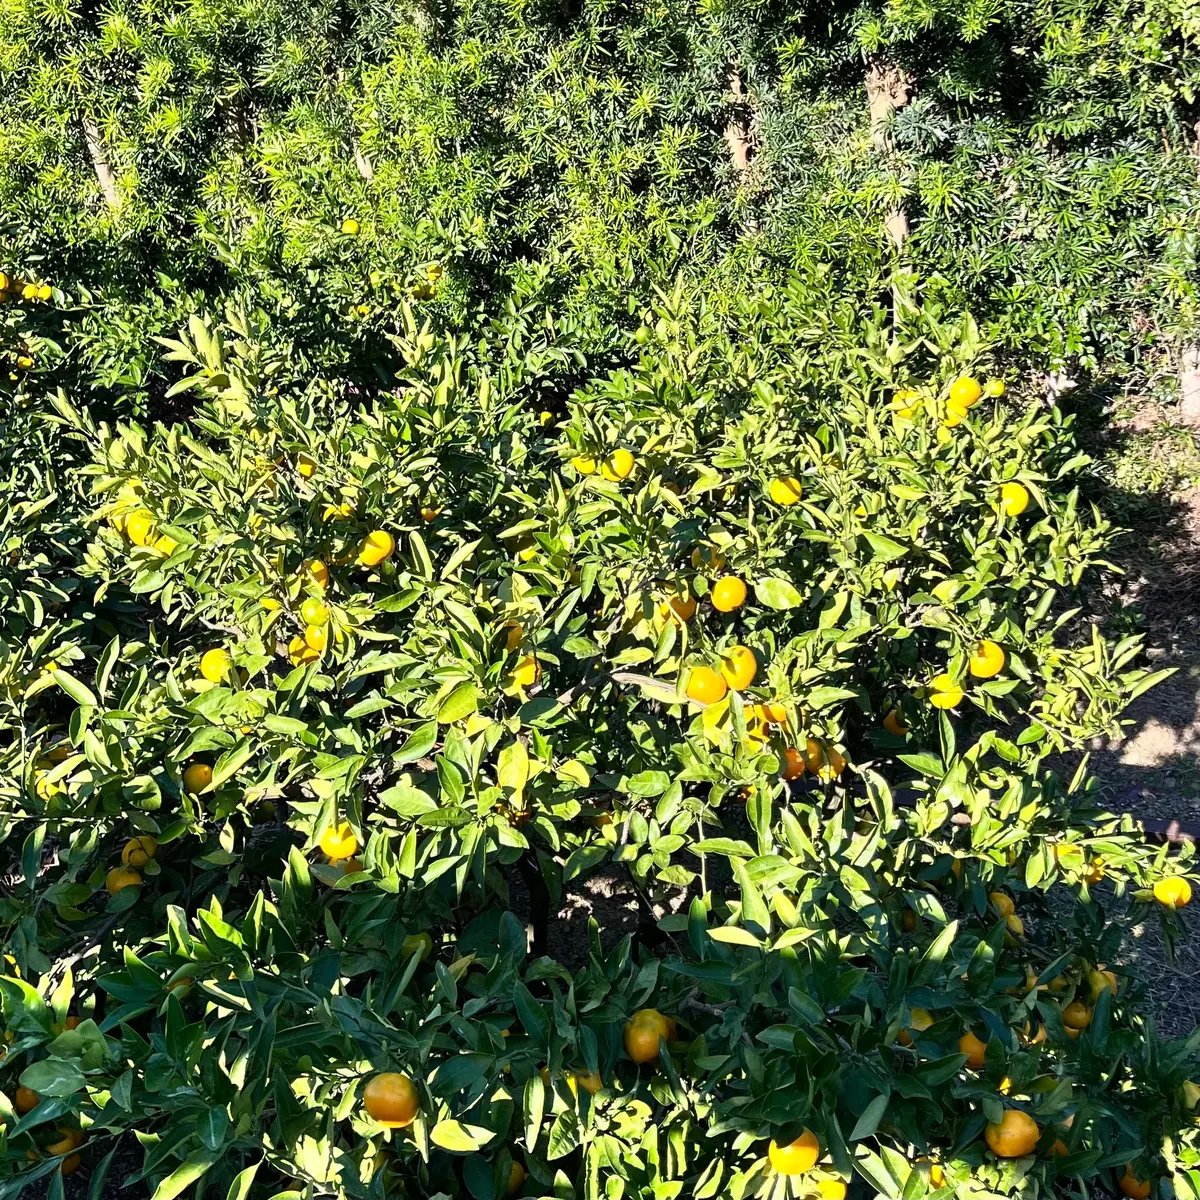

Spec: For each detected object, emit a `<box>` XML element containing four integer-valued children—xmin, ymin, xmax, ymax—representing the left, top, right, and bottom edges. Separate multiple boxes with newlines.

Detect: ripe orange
<box><xmin>768</xmin><ymin>1128</ymin><xmax>819</xmax><ymax>1175</ymax></box>
<box><xmin>105</xmin><ymin>866</ymin><xmax>141</xmax><ymax>896</ymax></box>
<box><xmin>948</xmin><ymin>377</ymin><xmax>982</xmax><ymax>408</ymax></box>
<box><xmin>882</xmin><ymin>709</ymin><xmax>908</xmax><ymax>736</ymax></box>
<box><xmin>989</xmin><ymin>891</ymin><xmax>1014</xmax><ymax>917</ymax></box>
<box><xmin>507</xmin><ymin>1161</ymin><xmax>526</xmax><ymax>1195</ymax></box>
<box><xmin>720</xmin><ymin>646</ymin><xmax>757</xmax><ymax>691</ymax></box>
<box><xmin>659</xmin><ymin>588</ymin><xmax>696</xmax><ymax>622</ymax></box>
<box><xmin>302</xmin><ymin>558</ymin><xmax>329</xmax><ymax>589</ymax></box>
<box><xmin>685</xmin><ymin>666</ymin><xmax>728</xmax><ymax>705</ymax></box>
<box><xmin>510</xmin><ymin>655</ymin><xmax>541</xmax><ymax>689</ymax></box>
<box><xmin>804</xmin><ymin>739</ymin><xmax>846</xmax><ymax>781</ymax></box>
<box><xmin>362</xmin><ymin>1072</ymin><xmax>420</xmax><ymax>1127</ymax></box>
<box><xmin>572</xmin><ymin>1070</ymin><xmax>602</xmax><ymax>1094</ymax></box>
<box><xmin>341</xmin><ymin>218</ymin><xmax>360</xmax><ymax>235</ymax></box>
<box><xmin>929</xmin><ymin>674</ymin><xmax>963</xmax><ymax>709</ymax></box>
<box><xmin>600</xmin><ymin>449</ymin><xmax>635</xmax><ymax>481</ymax></box>
<box><xmin>14</xmin><ymin>1086</ymin><xmax>39</xmax><ymax>1113</ymax></box>
<box><xmin>122</xmin><ymin>836</ymin><xmax>157</xmax><ymax>868</ymax></box>
<box><xmin>1000</xmin><ymin>482</ymin><xmax>1029</xmax><ymax>517</ymax></box>
<box><xmin>182</xmin><ymin>762</ymin><xmax>213</xmax><ymax>794</ymax></box>
<box><xmin>958</xmin><ymin>1030</ymin><xmax>987</xmax><ymax>1068</ymax></box>
<box><xmin>504</xmin><ymin>622</ymin><xmax>524</xmax><ymax>652</ymax></box>
<box><xmin>768</xmin><ymin>477</ymin><xmax>803</xmax><ymax>506</ymax></box>
<box><xmin>304</xmin><ymin>624</ymin><xmax>328</xmax><ymax>653</ymax></box>
<box><xmin>199</xmin><ymin>648</ymin><xmax>231</xmax><ymax>683</ymax></box>
<box><xmin>296</xmin><ymin>453</ymin><xmax>317</xmax><ymax>478</ymax></box>
<box><xmin>1062</xmin><ymin>1002</ymin><xmax>1092</xmax><ymax>1031</ymax></box>
<box><xmin>571</xmin><ymin>455</ymin><xmax>596</xmax><ymax>475</ymax></box>
<box><xmin>319</xmin><ymin>823</ymin><xmax>359</xmax><ymax>861</ymax></box>
<box><xmin>1154</xmin><ymin>876</ymin><xmax>1192</xmax><ymax>908</ymax></box>
<box><xmin>985</xmin><ymin>1110</ymin><xmax>1038</xmax><ymax>1158</ymax></box>
<box><xmin>817</xmin><ymin>1181</ymin><xmax>846</xmax><ymax>1200</ymax></box>
<box><xmin>1088</xmin><ymin>968</ymin><xmax>1117</xmax><ymax>1001</ymax></box>
<box><xmin>708</xmin><ymin>576</ymin><xmax>745</xmax><ymax>612</ymax></box>
<box><xmin>897</xmin><ymin>1006</ymin><xmax>934</xmax><ymax>1046</ymax></box>
<box><xmin>781</xmin><ymin>747</ymin><xmax>805</xmax><ymax>780</ymax></box>
<box><xmin>624</xmin><ymin>1013</ymin><xmax>668</xmax><ymax>1064</ymax></box>
<box><xmin>1120</xmin><ymin>1168</ymin><xmax>1152</xmax><ymax>1199</ymax></box>
<box><xmin>125</xmin><ymin>509</ymin><xmax>155</xmax><ymax>546</ymax></box>
<box><xmin>358</xmin><ymin>530</ymin><xmax>396</xmax><ymax>567</ymax></box>
<box><xmin>969</xmin><ymin>640</ymin><xmax>1005</xmax><ymax>679</ymax></box>
<box><xmin>691</xmin><ymin>545</ymin><xmax>726</xmax><ymax>572</ymax></box>
<box><xmin>891</xmin><ymin>389</ymin><xmax>920</xmax><ymax>418</ymax></box>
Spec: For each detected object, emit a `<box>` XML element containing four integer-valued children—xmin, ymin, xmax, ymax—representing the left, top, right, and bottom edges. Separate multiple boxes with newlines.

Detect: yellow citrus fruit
<box><xmin>882</xmin><ymin>709</ymin><xmax>908</xmax><ymax>736</ymax></box>
<box><xmin>1154</xmin><ymin>876</ymin><xmax>1192</xmax><ymax>908</ymax></box>
<box><xmin>122</xmin><ymin>836</ymin><xmax>157</xmax><ymax>868</ymax></box>
<box><xmin>969</xmin><ymin>640</ymin><xmax>1005</xmax><ymax>678</ymax></box>
<box><xmin>601</xmin><ymin>448</ymin><xmax>635</xmax><ymax>481</ymax></box>
<box><xmin>358</xmin><ymin>530</ymin><xmax>396</xmax><ymax>567</ymax></box>
<box><xmin>948</xmin><ymin>377</ymin><xmax>983</xmax><ymax>408</ymax></box>
<box><xmin>929</xmin><ymin>674</ymin><xmax>963</xmax><ymax>709</ymax></box>
<box><xmin>659</xmin><ymin>588</ymin><xmax>696</xmax><ymax>622</ymax></box>
<box><xmin>686</xmin><ymin>666</ymin><xmax>728</xmax><ymax>705</ymax></box>
<box><xmin>105</xmin><ymin>866</ymin><xmax>141</xmax><ymax>896</ymax></box>
<box><xmin>928</xmin><ymin>1163</ymin><xmax>945</xmax><ymax>1187</ymax></box>
<box><xmin>296</xmin><ymin>453</ymin><xmax>316</xmax><ymax>478</ymax></box>
<box><xmin>511</xmin><ymin>654</ymin><xmax>541</xmax><ymax>688</ymax></box>
<box><xmin>304</xmin><ymin>625</ymin><xmax>328</xmax><ymax>653</ymax></box>
<box><xmin>804</xmin><ymin>739</ymin><xmax>846</xmax><ymax>781</ymax></box>
<box><xmin>984</xmin><ymin>1110</ymin><xmax>1038</xmax><ymax>1158</ymax></box>
<box><xmin>507</xmin><ymin>1161</ymin><xmax>526</xmax><ymax>1195</ymax></box>
<box><xmin>154</xmin><ymin>534</ymin><xmax>179</xmax><ymax>556</ymax></box>
<box><xmin>1062</xmin><ymin>1002</ymin><xmax>1092</xmax><ymax>1030</ymax></box>
<box><xmin>958</xmin><ymin>1030</ymin><xmax>987</xmax><ymax>1068</ymax></box>
<box><xmin>891</xmin><ymin>388</ymin><xmax>920</xmax><ymax>417</ymax></box>
<box><xmin>720</xmin><ymin>645</ymin><xmax>757</xmax><ymax>691</ymax></box>
<box><xmin>989</xmin><ymin>892</ymin><xmax>1014</xmax><ymax>917</ymax></box>
<box><xmin>1088</xmin><ymin>968</ymin><xmax>1117</xmax><ymax>1000</ymax></box>
<box><xmin>897</xmin><ymin>1006</ymin><xmax>934</xmax><ymax>1046</ymax></box>
<box><xmin>1000</xmin><ymin>482</ymin><xmax>1029</xmax><ymax>517</ymax></box>
<box><xmin>199</xmin><ymin>648</ymin><xmax>232</xmax><ymax>683</ymax></box>
<box><xmin>300</xmin><ymin>598</ymin><xmax>329</xmax><ymax>626</ymax></box>
<box><xmin>420</xmin><ymin>506</ymin><xmax>443</xmax><ymax>521</ymax></box>
<box><xmin>182</xmin><ymin>762</ymin><xmax>213</xmax><ymax>794</ymax></box>
<box><xmin>401</xmin><ymin>932</ymin><xmax>433</xmax><ymax>962</ymax></box>
<box><xmin>1085</xmin><ymin>856</ymin><xmax>1106</xmax><ymax>884</ymax></box>
<box><xmin>125</xmin><ymin>510</ymin><xmax>155</xmax><ymax>546</ymax></box>
<box><xmin>571</xmin><ymin>454</ymin><xmax>596</xmax><ymax>475</ymax></box>
<box><xmin>288</xmin><ymin>635</ymin><xmax>318</xmax><ymax>666</ymax></box>
<box><xmin>1005</xmin><ymin>913</ymin><xmax>1025</xmax><ymax>939</ymax></box>
<box><xmin>943</xmin><ymin>399</ymin><xmax>970</xmax><ymax>427</ymax></box>
<box><xmin>1120</xmin><ymin>1169</ymin><xmax>1151</xmax><ymax>1200</ymax></box>
<box><xmin>711</xmin><ymin>576</ymin><xmax>747</xmax><ymax>612</ymax></box>
<box><xmin>303</xmin><ymin>559</ymin><xmax>329</xmax><ymax>589</ymax></box>
<box><xmin>691</xmin><ymin>545</ymin><xmax>726</xmax><ymax>572</ymax></box>
<box><xmin>573</xmin><ymin>1070</ymin><xmax>602</xmax><ymax>1094</ymax></box>
<box><xmin>818</xmin><ymin>1182</ymin><xmax>846</xmax><ymax>1200</ymax></box>
<box><xmin>768</xmin><ymin>477</ymin><xmax>803</xmax><ymax>506</ymax></box>
<box><xmin>14</xmin><ymin>1086</ymin><xmax>39</xmax><ymax>1113</ymax></box>
<box><xmin>624</xmin><ymin>1009</ymin><xmax>671</xmax><ymax>1063</ymax></box>
<box><xmin>341</xmin><ymin>218</ymin><xmax>360</xmax><ymax>235</ymax></box>
<box><xmin>504</xmin><ymin>622</ymin><xmax>524</xmax><ymax>651</ymax></box>
<box><xmin>319</xmin><ymin>823</ymin><xmax>359</xmax><ymax>861</ymax></box>
<box><xmin>781</xmin><ymin>747</ymin><xmax>805</xmax><ymax>780</ymax></box>
<box><xmin>362</xmin><ymin>1072</ymin><xmax>419</xmax><ymax>1127</ymax></box>
<box><xmin>768</xmin><ymin>1128</ymin><xmax>820</xmax><ymax>1175</ymax></box>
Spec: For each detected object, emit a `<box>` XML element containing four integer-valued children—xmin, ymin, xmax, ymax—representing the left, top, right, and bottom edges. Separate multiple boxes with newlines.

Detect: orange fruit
<box><xmin>319</xmin><ymin>823</ymin><xmax>358</xmax><ymax>861</ymax></box>
<box><xmin>1062</xmin><ymin>1002</ymin><xmax>1092</xmax><ymax>1031</ymax></box>
<box><xmin>122</xmin><ymin>836</ymin><xmax>157</xmax><ymax>868</ymax></box>
<box><xmin>804</xmin><ymin>739</ymin><xmax>846</xmax><ymax>781</ymax></box>
<box><xmin>573</xmin><ymin>1070</ymin><xmax>602</xmax><ymax>1095</ymax></box>
<box><xmin>300</xmin><ymin>598</ymin><xmax>329</xmax><ymax>626</ymax></box>
<box><xmin>571</xmin><ymin>455</ymin><xmax>596</xmax><ymax>475</ymax></box>
<box><xmin>341</xmin><ymin>218</ymin><xmax>360</xmax><ymax>235</ymax></box>
<box><xmin>1154</xmin><ymin>876</ymin><xmax>1192</xmax><ymax>908</ymax></box>
<box><xmin>969</xmin><ymin>640</ymin><xmax>1005</xmax><ymax>679</ymax></box>
<box><xmin>768</xmin><ymin>1128</ymin><xmax>819</xmax><ymax>1175</ymax></box>
<box><xmin>105</xmin><ymin>866</ymin><xmax>141</xmax><ymax>896</ymax></box>
<box><xmin>720</xmin><ymin>645</ymin><xmax>757</xmax><ymax>691</ymax></box>
<box><xmin>302</xmin><ymin>558</ymin><xmax>329</xmax><ymax>589</ymax></box>
<box><xmin>989</xmin><ymin>891</ymin><xmax>1014</xmax><ymax>917</ymax></box>
<box><xmin>1000</xmin><ymin>482</ymin><xmax>1029</xmax><ymax>516</ymax></box>
<box><xmin>818</xmin><ymin>1181</ymin><xmax>846</xmax><ymax>1200</ymax></box>
<box><xmin>507</xmin><ymin>1161</ymin><xmax>526</xmax><ymax>1194</ymax></box>
<box><xmin>958</xmin><ymin>1030</ymin><xmax>987</xmax><ymax>1068</ymax></box>
<box><xmin>199</xmin><ymin>648</ymin><xmax>231</xmax><ymax>683</ymax></box>
<box><xmin>691</xmin><ymin>545</ymin><xmax>726</xmax><ymax>572</ymax></box>
<box><xmin>624</xmin><ymin>1015</ymin><xmax>667</xmax><ymax>1064</ymax></box>
<box><xmin>510</xmin><ymin>655</ymin><xmax>541</xmax><ymax>689</ymax></box>
<box><xmin>948</xmin><ymin>377</ymin><xmax>982</xmax><ymax>408</ymax></box>
<box><xmin>711</xmin><ymin>576</ymin><xmax>747</xmax><ymax>612</ymax></box>
<box><xmin>1088</xmin><ymin>968</ymin><xmax>1117</xmax><ymax>1001</ymax></box>
<box><xmin>781</xmin><ymin>747</ymin><xmax>805</xmax><ymax>780</ymax></box>
<box><xmin>891</xmin><ymin>389</ymin><xmax>920</xmax><ymax>418</ymax></box>
<box><xmin>929</xmin><ymin>674</ymin><xmax>963</xmax><ymax>709</ymax></box>
<box><xmin>685</xmin><ymin>666</ymin><xmax>728</xmax><ymax>705</ymax></box>
<box><xmin>659</xmin><ymin>588</ymin><xmax>696</xmax><ymax>622</ymax></box>
<box><xmin>296</xmin><ymin>453</ymin><xmax>317</xmax><ymax>478</ymax></box>
<box><xmin>362</xmin><ymin>1072</ymin><xmax>420</xmax><ymax>1127</ymax></box>
<box><xmin>304</xmin><ymin>625</ymin><xmax>328</xmax><ymax>653</ymax></box>
<box><xmin>600</xmin><ymin>449</ymin><xmax>635</xmax><ymax>481</ymax></box>
<box><xmin>897</xmin><ymin>1006</ymin><xmax>934</xmax><ymax>1046</ymax></box>
<box><xmin>1120</xmin><ymin>1169</ymin><xmax>1152</xmax><ymax>1199</ymax></box>
<box><xmin>768</xmin><ymin>477</ymin><xmax>803</xmax><ymax>506</ymax></box>
<box><xmin>182</xmin><ymin>762</ymin><xmax>213</xmax><ymax>793</ymax></box>
<box><xmin>14</xmin><ymin>1086</ymin><xmax>39</xmax><ymax>1113</ymax></box>
<box><xmin>125</xmin><ymin>509</ymin><xmax>155</xmax><ymax>546</ymax></box>
<box><xmin>882</xmin><ymin>709</ymin><xmax>908</xmax><ymax>736</ymax></box>
<box><xmin>358</xmin><ymin>530</ymin><xmax>396</xmax><ymax>567</ymax></box>
<box><xmin>984</xmin><ymin>1109</ymin><xmax>1038</xmax><ymax>1158</ymax></box>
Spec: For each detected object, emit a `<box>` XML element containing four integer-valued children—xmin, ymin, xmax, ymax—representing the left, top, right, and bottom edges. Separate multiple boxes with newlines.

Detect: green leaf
<box><xmin>754</xmin><ymin>577</ymin><xmax>803</xmax><ymax>609</ymax></box>
<box><xmin>150</xmin><ymin>1150</ymin><xmax>219</xmax><ymax>1200</ymax></box>
<box><xmin>50</xmin><ymin>669</ymin><xmax>97</xmax><ymax>707</ymax></box>
<box><xmin>430</xmin><ymin>1120</ymin><xmax>495</xmax><ymax>1152</ymax></box>
<box><xmin>437</xmin><ymin>682</ymin><xmax>479</xmax><ymax>724</ymax></box>
<box><xmin>19</xmin><ymin>1058</ymin><xmax>84</xmax><ymax>1096</ymax></box>
<box><xmin>497</xmin><ymin>741</ymin><xmax>530</xmax><ymax>805</ymax></box>
<box><xmin>708</xmin><ymin>926</ymin><xmax>762</xmax><ymax>948</ymax></box>
<box><xmin>849</xmin><ymin>1092</ymin><xmax>890</xmax><ymax>1141</ymax></box>
<box><xmin>863</xmin><ymin>532</ymin><xmax>908</xmax><ymax>561</ymax></box>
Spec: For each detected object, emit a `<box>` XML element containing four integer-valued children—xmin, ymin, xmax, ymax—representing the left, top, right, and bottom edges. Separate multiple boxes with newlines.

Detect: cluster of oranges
<box><xmin>0</xmin><ymin>271</ymin><xmax>53</xmax><ymax>304</ymax></box>
<box><xmin>105</xmin><ymin>834</ymin><xmax>156</xmax><ymax>896</ymax></box>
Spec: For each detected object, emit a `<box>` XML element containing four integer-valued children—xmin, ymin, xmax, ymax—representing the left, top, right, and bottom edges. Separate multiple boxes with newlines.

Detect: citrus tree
<box><xmin>1</xmin><ymin>273</ymin><xmax>1198</xmax><ymax>1200</ymax></box>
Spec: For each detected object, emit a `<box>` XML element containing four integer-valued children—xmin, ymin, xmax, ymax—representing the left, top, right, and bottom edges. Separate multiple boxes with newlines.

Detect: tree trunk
<box><xmin>865</xmin><ymin>59</ymin><xmax>913</xmax><ymax>253</ymax></box>
<box><xmin>1181</xmin><ymin>119</ymin><xmax>1200</xmax><ymax>424</ymax></box>
<box><xmin>81</xmin><ymin>116</ymin><xmax>119</xmax><ymax>209</ymax></box>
